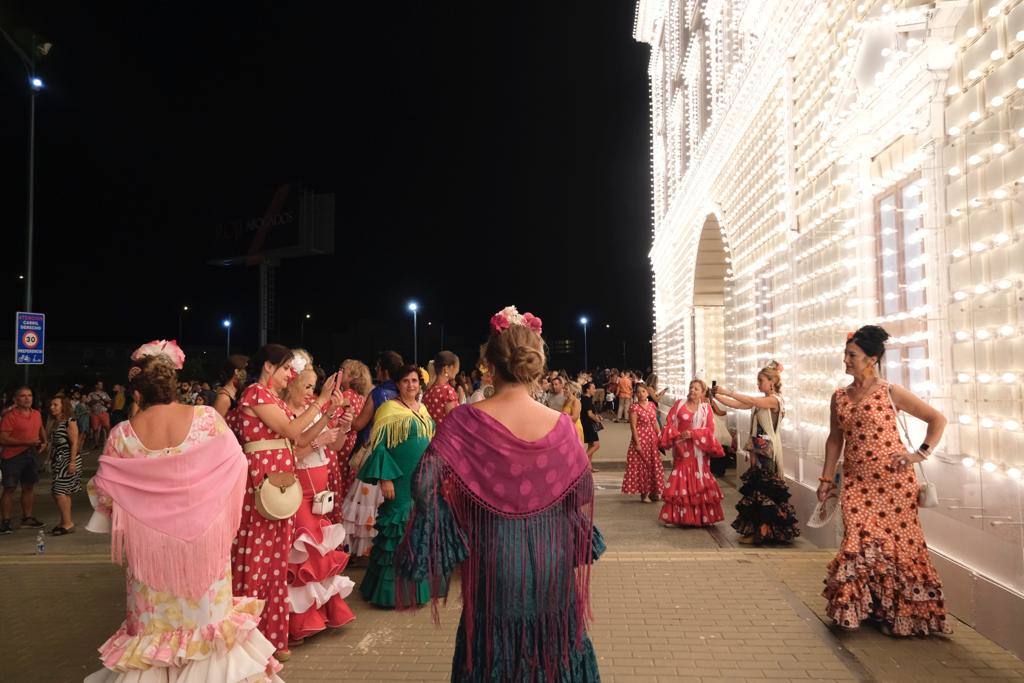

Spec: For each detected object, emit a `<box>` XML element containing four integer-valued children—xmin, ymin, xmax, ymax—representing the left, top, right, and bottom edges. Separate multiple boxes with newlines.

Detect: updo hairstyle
<box><xmin>847</xmin><ymin>325</ymin><xmax>890</xmax><ymax>362</ymax></box>
<box><xmin>247</xmin><ymin>344</ymin><xmax>293</xmax><ymax>385</ymax></box>
<box><xmin>758</xmin><ymin>360</ymin><xmax>783</xmax><ymax>393</ymax></box>
<box><xmin>129</xmin><ymin>355</ymin><xmax>178</xmax><ymax>408</ymax></box>
<box><xmin>480</xmin><ymin>324</ymin><xmax>546</xmax><ymax>389</ymax></box>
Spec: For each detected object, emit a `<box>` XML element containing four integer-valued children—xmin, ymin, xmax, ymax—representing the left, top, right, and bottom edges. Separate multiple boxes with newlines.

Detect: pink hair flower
<box><xmin>522</xmin><ymin>312</ymin><xmax>543</xmax><ymax>334</ymax></box>
<box><xmin>490</xmin><ymin>313</ymin><xmax>511</xmax><ymax>335</ymax></box>
<box><xmin>131</xmin><ymin>340</ymin><xmax>185</xmax><ymax>369</ymax></box>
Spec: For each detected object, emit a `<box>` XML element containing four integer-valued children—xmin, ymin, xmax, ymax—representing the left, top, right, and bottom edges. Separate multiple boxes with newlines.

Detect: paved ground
<box><xmin>3</xmin><ymin>421</ymin><xmax>1023</xmax><ymax>682</ymax></box>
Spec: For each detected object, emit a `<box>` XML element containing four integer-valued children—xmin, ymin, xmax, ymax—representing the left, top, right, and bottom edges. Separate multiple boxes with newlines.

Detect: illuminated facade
<box><xmin>635</xmin><ymin>0</ymin><xmax>1024</xmax><ymax>653</ymax></box>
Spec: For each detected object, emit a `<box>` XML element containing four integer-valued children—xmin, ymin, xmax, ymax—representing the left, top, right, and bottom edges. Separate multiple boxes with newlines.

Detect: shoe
<box><xmin>0</xmin><ymin>520</ymin><xmax>11</xmax><ymax>535</ymax></box>
<box><xmin>21</xmin><ymin>516</ymin><xmax>44</xmax><ymax>529</ymax></box>
<box><xmin>275</xmin><ymin>649</ymin><xmax>291</xmax><ymax>662</ymax></box>
<box><xmin>737</xmin><ymin>534</ymin><xmax>755</xmax><ymax>545</ymax></box>
<box><xmin>51</xmin><ymin>525</ymin><xmax>75</xmax><ymax>536</ymax></box>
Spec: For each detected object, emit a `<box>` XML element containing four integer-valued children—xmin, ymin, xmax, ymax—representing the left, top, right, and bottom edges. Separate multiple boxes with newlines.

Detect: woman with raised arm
<box><xmin>85</xmin><ymin>341</ymin><xmax>282</xmax><ymax>682</ymax></box>
<box><xmin>395</xmin><ymin>306</ymin><xmax>604</xmax><ymax>681</ymax></box>
<box><xmin>713</xmin><ymin>362</ymin><xmax>800</xmax><ymax>545</ymax></box>
<box><xmin>819</xmin><ymin>325</ymin><xmax>949</xmax><ymax>636</ymax></box>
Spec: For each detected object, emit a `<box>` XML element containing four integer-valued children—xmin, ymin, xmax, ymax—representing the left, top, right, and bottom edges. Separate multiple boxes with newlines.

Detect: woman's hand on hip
<box><xmin>381</xmin><ymin>480</ymin><xmax>395</xmax><ymax>500</ymax></box>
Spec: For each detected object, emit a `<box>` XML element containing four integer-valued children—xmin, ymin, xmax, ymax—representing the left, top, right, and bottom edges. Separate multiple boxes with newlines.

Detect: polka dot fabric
<box><xmin>423</xmin><ymin>383</ymin><xmax>458</xmax><ymax>427</ymax></box>
<box><xmin>620</xmin><ymin>401</ymin><xmax>663</xmax><ymax>497</ymax></box>
<box><xmin>231</xmin><ymin>383</ymin><xmax>297</xmax><ymax>651</ymax></box>
<box><xmin>823</xmin><ymin>381</ymin><xmax>951</xmax><ymax>636</ymax></box>
<box><xmin>658</xmin><ymin>402</ymin><xmax>724</xmax><ymax>527</ymax></box>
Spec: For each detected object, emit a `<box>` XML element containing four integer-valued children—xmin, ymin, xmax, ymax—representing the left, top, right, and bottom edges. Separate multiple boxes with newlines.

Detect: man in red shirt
<box><xmin>0</xmin><ymin>386</ymin><xmax>47</xmax><ymax>534</ymax></box>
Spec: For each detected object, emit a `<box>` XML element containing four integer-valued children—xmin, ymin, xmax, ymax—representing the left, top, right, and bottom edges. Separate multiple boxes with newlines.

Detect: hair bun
<box><xmin>509</xmin><ymin>344</ymin><xmax>544</xmax><ymax>385</ymax></box>
<box><xmin>481</xmin><ymin>322</ymin><xmax>547</xmax><ymax>388</ymax></box>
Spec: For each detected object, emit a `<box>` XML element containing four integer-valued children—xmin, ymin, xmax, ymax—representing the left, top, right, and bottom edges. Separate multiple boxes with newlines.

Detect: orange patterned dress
<box><xmin>823</xmin><ymin>381</ymin><xmax>950</xmax><ymax>636</ymax></box>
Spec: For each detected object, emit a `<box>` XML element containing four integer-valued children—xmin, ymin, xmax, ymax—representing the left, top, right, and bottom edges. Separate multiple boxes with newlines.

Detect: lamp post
<box><xmin>178</xmin><ymin>305</ymin><xmax>189</xmax><ymax>345</ymax></box>
<box><xmin>222</xmin><ymin>318</ymin><xmax>232</xmax><ymax>357</ymax></box>
<box><xmin>407</xmin><ymin>302</ymin><xmax>419</xmax><ymax>366</ymax></box>
<box><xmin>579</xmin><ymin>317</ymin><xmax>589</xmax><ymax>371</ymax></box>
<box><xmin>300</xmin><ymin>313</ymin><xmax>310</xmax><ymax>346</ymax></box>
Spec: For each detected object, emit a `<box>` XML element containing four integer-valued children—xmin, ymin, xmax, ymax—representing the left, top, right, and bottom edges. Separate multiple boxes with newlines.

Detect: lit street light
<box><xmin>222</xmin><ymin>318</ymin><xmax>232</xmax><ymax>356</ymax></box>
<box><xmin>407</xmin><ymin>301</ymin><xmax>419</xmax><ymax>366</ymax></box>
<box><xmin>300</xmin><ymin>313</ymin><xmax>311</xmax><ymax>346</ymax></box>
<box><xmin>178</xmin><ymin>305</ymin><xmax>189</xmax><ymax>345</ymax></box>
<box><xmin>580</xmin><ymin>317</ymin><xmax>589</xmax><ymax>371</ymax></box>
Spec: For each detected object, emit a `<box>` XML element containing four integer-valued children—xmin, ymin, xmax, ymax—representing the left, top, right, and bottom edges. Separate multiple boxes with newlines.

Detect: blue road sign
<box><xmin>15</xmin><ymin>312</ymin><xmax>45</xmax><ymax>365</ymax></box>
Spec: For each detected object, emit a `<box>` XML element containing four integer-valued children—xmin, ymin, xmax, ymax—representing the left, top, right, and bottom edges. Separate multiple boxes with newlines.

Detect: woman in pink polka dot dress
<box><xmin>620</xmin><ymin>384</ymin><xmax>664</xmax><ymax>502</ymax></box>
<box><xmin>230</xmin><ymin>344</ymin><xmax>343</xmax><ymax>661</ymax></box>
<box><xmin>658</xmin><ymin>379</ymin><xmax>725</xmax><ymax>527</ymax></box>
<box><xmin>423</xmin><ymin>351</ymin><xmax>460</xmax><ymax>428</ymax></box>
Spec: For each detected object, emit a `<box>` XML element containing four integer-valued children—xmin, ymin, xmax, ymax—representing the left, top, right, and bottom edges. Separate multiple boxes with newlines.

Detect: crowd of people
<box><xmin>0</xmin><ymin>318</ymin><xmax>954</xmax><ymax>681</ymax></box>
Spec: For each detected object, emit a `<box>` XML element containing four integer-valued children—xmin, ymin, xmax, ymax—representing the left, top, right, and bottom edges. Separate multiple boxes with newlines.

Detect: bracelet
<box><xmin>818</xmin><ymin>476</ymin><xmax>834</xmax><ymax>484</ymax></box>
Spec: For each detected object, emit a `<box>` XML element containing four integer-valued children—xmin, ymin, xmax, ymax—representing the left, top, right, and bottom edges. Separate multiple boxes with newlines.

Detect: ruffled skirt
<box><xmin>731</xmin><ymin>458</ymin><xmax>800</xmax><ymax>543</ymax></box>
<box><xmin>342</xmin><ymin>478</ymin><xmax>384</xmax><ymax>558</ymax></box>
<box><xmin>660</xmin><ymin>453</ymin><xmax>723</xmax><ymax>527</ymax></box>
<box><xmin>360</xmin><ymin>498</ymin><xmax>430</xmax><ymax>608</ymax></box>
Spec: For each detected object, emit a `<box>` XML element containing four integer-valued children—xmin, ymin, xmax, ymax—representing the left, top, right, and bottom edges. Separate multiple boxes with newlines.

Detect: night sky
<box><xmin>1</xmin><ymin>2</ymin><xmax>652</xmax><ymax>374</ymax></box>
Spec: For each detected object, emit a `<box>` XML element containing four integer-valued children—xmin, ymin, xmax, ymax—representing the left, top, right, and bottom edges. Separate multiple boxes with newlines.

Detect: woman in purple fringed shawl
<box><xmin>396</xmin><ymin>306</ymin><xmax>605</xmax><ymax>682</ymax></box>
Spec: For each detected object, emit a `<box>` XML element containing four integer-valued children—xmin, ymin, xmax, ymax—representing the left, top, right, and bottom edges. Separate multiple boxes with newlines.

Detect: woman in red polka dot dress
<box><xmin>658</xmin><ymin>379</ymin><xmax>725</xmax><ymax>527</ymax></box>
<box><xmin>423</xmin><ymin>351</ymin><xmax>460</xmax><ymax>428</ymax></box>
<box><xmin>620</xmin><ymin>384</ymin><xmax>664</xmax><ymax>502</ymax></box>
<box><xmin>231</xmin><ymin>344</ymin><xmax>344</xmax><ymax>661</ymax></box>
<box><xmin>818</xmin><ymin>326</ymin><xmax>950</xmax><ymax>636</ymax></box>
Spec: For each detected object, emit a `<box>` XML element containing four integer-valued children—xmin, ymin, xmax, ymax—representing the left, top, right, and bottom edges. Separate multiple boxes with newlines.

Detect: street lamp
<box><xmin>300</xmin><ymin>313</ymin><xmax>311</xmax><ymax>346</ymax></box>
<box><xmin>222</xmin><ymin>318</ymin><xmax>232</xmax><ymax>356</ymax></box>
<box><xmin>579</xmin><ymin>317</ymin><xmax>589</xmax><ymax>371</ymax></box>
<box><xmin>178</xmin><ymin>305</ymin><xmax>189</xmax><ymax>345</ymax></box>
<box><xmin>407</xmin><ymin>301</ymin><xmax>419</xmax><ymax>366</ymax></box>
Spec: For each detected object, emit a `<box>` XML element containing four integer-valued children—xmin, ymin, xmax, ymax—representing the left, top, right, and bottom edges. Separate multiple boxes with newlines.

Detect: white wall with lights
<box><xmin>635</xmin><ymin>0</ymin><xmax>1024</xmax><ymax>653</ymax></box>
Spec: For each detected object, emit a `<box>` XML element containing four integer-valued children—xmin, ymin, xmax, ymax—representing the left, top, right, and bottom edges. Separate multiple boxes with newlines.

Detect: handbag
<box><xmin>254</xmin><ymin>471</ymin><xmax>302</xmax><ymax>520</ymax></box>
<box><xmin>349</xmin><ymin>442</ymin><xmax>371</xmax><ymax>472</ymax></box>
<box><xmin>303</xmin><ymin>467</ymin><xmax>335</xmax><ymax>516</ymax></box>
<box><xmin>887</xmin><ymin>386</ymin><xmax>938</xmax><ymax>508</ymax></box>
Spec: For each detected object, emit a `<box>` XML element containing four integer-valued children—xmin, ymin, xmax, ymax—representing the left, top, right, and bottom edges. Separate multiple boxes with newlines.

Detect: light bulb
<box><xmin>977</xmin><ymin>373</ymin><xmax>992</xmax><ymax>383</ymax></box>
<box><xmin>955</xmin><ymin>330</ymin><xmax>971</xmax><ymax>341</ymax></box>
<box><xmin>969</xmin><ymin>154</ymin><xmax>983</xmax><ymax>165</ymax></box>
<box><xmin>993</xmin><ymin>188</ymin><xmax>1008</xmax><ymax>200</ymax></box>
<box><xmin>993</xmin><ymin>233</ymin><xmax>1010</xmax><ymax>245</ymax></box>
<box><xmin>981</xmin><ymin>417</ymin><xmax>995</xmax><ymax>428</ymax></box>
<box><xmin>1018</xmin><ymin>31</ymin><xmax>1024</xmax><ymax>43</ymax></box>
<box><xmin>957</xmin><ymin>373</ymin><xmax>972</xmax><ymax>383</ymax></box>
<box><xmin>947</xmin><ymin>88</ymin><xmax>960</xmax><ymax>98</ymax></box>
<box><xmin>1006</xmin><ymin>422</ymin><xmax>1022</xmax><ymax>433</ymax></box>
<box><xmin>971</xmin><ymin>241</ymin><xmax>988</xmax><ymax>252</ymax></box>
<box><xmin>1001</xmin><ymin>372</ymin><xmax>1017</xmax><ymax>383</ymax></box>
<box><xmin>959</xmin><ymin>415</ymin><xmax>973</xmax><ymax>425</ymax></box>
<box><xmin>983</xmin><ymin>461</ymin><xmax>997</xmax><ymax>472</ymax></box>
<box><xmin>991</xmin><ymin>49</ymin><xmax>1005</xmax><ymax>61</ymax></box>
<box><xmin>1019</xmin><ymin>128</ymin><xmax>1024</xmax><ymax>138</ymax></box>
<box><xmin>976</xmin><ymin>329</ymin><xmax>991</xmax><ymax>340</ymax></box>
<box><xmin>953</xmin><ymin>291</ymin><xmax>968</xmax><ymax>301</ymax></box>
<box><xmin>974</xmin><ymin>284</ymin><xmax>990</xmax><ymax>294</ymax></box>
<box><xmin>993</xmin><ymin>143</ymin><xmax>1007</xmax><ymax>154</ymax></box>
<box><xmin>967</xmin><ymin>28</ymin><xmax>979</xmax><ymax>38</ymax></box>
<box><xmin>948</xmin><ymin>166</ymin><xmax>961</xmax><ymax>176</ymax></box>
<box><xmin>969</xmin><ymin>111</ymin><xmax>982</xmax><ymax>122</ymax></box>
<box><xmin>1008</xmin><ymin>467</ymin><xmax>1022</xmax><ymax>479</ymax></box>
<box><xmin>996</xmin><ymin>280</ymin><xmax>1013</xmax><ymax>290</ymax></box>
<box><xmin>962</xmin><ymin>456</ymin><xmax>976</xmax><ymax>467</ymax></box>
<box><xmin>999</xmin><ymin>325</ymin><xmax>1015</xmax><ymax>337</ymax></box>
<box><xmin>951</xmin><ymin>247</ymin><xmax>966</xmax><ymax>258</ymax></box>
<box><xmin>991</xmin><ymin>95</ymin><xmax>1005</xmax><ymax>107</ymax></box>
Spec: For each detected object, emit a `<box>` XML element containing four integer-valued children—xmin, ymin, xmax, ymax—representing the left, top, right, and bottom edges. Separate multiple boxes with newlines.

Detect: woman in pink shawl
<box><xmin>85</xmin><ymin>341</ymin><xmax>282</xmax><ymax>682</ymax></box>
<box><xmin>396</xmin><ymin>307</ymin><xmax>605</xmax><ymax>682</ymax></box>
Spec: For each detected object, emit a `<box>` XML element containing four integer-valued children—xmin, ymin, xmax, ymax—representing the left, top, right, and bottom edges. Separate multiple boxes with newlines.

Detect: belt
<box><xmin>243</xmin><ymin>438</ymin><xmax>292</xmax><ymax>454</ymax></box>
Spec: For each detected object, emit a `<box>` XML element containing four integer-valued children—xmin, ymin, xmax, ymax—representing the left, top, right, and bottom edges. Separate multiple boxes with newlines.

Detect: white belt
<box><xmin>243</xmin><ymin>438</ymin><xmax>292</xmax><ymax>454</ymax></box>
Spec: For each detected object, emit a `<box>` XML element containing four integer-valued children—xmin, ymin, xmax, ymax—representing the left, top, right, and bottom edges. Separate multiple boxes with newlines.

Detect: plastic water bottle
<box><xmin>36</xmin><ymin>530</ymin><xmax>45</xmax><ymax>555</ymax></box>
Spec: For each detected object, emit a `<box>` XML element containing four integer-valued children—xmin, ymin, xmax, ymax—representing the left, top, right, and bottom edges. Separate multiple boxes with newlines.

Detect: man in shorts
<box><xmin>87</xmin><ymin>380</ymin><xmax>112</xmax><ymax>449</ymax></box>
<box><xmin>0</xmin><ymin>387</ymin><xmax>47</xmax><ymax>534</ymax></box>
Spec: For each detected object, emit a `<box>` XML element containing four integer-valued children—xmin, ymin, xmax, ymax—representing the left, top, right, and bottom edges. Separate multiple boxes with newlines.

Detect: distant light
<box><xmin>407</xmin><ymin>301</ymin><xmax>418</xmax><ymax>312</ymax></box>
<box><xmin>222</xmin><ymin>319</ymin><xmax>231</xmax><ymax>328</ymax></box>
<box><xmin>182</xmin><ymin>305</ymin><xmax>189</xmax><ymax>311</ymax></box>
<box><xmin>580</xmin><ymin>317</ymin><xmax>589</xmax><ymax>325</ymax></box>
<box><xmin>605</xmin><ymin>324</ymin><xmax>611</xmax><ymax>329</ymax></box>
<box><xmin>29</xmin><ymin>77</ymin><xmax>43</xmax><ymax>91</ymax></box>
<box><xmin>304</xmin><ymin>313</ymin><xmax>311</xmax><ymax>319</ymax></box>
<box><xmin>18</xmin><ymin>274</ymin><xmax>25</xmax><ymax>280</ymax></box>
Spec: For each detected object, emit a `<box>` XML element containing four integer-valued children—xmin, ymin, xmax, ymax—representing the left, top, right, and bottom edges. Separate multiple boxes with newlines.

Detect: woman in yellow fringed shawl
<box><xmin>357</xmin><ymin>363</ymin><xmax>435</xmax><ymax>607</ymax></box>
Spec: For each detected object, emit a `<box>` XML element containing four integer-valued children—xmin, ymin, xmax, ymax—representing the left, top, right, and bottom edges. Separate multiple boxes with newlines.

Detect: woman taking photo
<box><xmin>357</xmin><ymin>364</ymin><xmax>435</xmax><ymax>608</ymax></box>
<box><xmin>620</xmin><ymin>383</ymin><xmax>663</xmax><ymax>503</ymax></box>
<box><xmin>85</xmin><ymin>340</ymin><xmax>282</xmax><ymax>682</ymax></box>
<box><xmin>658</xmin><ymin>379</ymin><xmax>724</xmax><ymax>527</ymax></box>
<box><xmin>580</xmin><ymin>381</ymin><xmax>603</xmax><ymax>472</ymax></box>
<box><xmin>423</xmin><ymin>351</ymin><xmax>461</xmax><ymax>427</ymax></box>
<box><xmin>395</xmin><ymin>306</ymin><xmax>604</xmax><ymax>681</ymax></box>
<box><xmin>213</xmin><ymin>354</ymin><xmax>249</xmax><ymax>418</ymax></box>
<box><xmin>231</xmin><ymin>343</ymin><xmax>342</xmax><ymax>661</ymax></box>
<box><xmin>47</xmin><ymin>395</ymin><xmax>81</xmax><ymax>535</ymax></box>
<box><xmin>819</xmin><ymin>325</ymin><xmax>950</xmax><ymax>636</ymax></box>
<box><xmin>713</xmin><ymin>362</ymin><xmax>800</xmax><ymax>544</ymax></box>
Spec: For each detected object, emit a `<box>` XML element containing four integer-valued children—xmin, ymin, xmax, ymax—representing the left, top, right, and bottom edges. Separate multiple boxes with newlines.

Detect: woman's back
<box><xmin>124</xmin><ymin>403</ymin><xmax>197</xmax><ymax>452</ymax></box>
<box><xmin>472</xmin><ymin>392</ymin><xmax>561</xmax><ymax>442</ymax></box>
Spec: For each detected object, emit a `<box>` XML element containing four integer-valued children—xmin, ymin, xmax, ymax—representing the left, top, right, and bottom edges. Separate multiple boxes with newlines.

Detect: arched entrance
<box><xmin>691</xmin><ymin>215</ymin><xmax>728</xmax><ymax>383</ymax></box>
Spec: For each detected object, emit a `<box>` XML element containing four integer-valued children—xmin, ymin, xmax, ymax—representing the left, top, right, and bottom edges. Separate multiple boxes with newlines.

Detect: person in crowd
<box><xmin>606</xmin><ymin>369</ymin><xmax>620</xmax><ymax>415</ymax></box>
<box><xmin>0</xmin><ymin>386</ymin><xmax>47</xmax><ymax>534</ymax></box>
<box><xmin>454</xmin><ymin>370</ymin><xmax>472</xmax><ymax>405</ymax></box>
<box><xmin>71</xmin><ymin>389</ymin><xmax>91</xmax><ymax>445</ymax></box>
<box><xmin>615</xmin><ymin>370</ymin><xmax>634</xmax><ymax>422</ymax></box>
<box><xmin>350</xmin><ymin>350</ymin><xmax>404</xmax><ymax>447</ymax></box>
<box><xmin>580</xmin><ymin>381</ymin><xmax>603</xmax><ymax>472</ymax></box>
<box><xmin>395</xmin><ymin>305</ymin><xmax>604</xmax><ymax>681</ymax></box>
<box><xmin>282</xmin><ymin>353</ymin><xmax>356</xmax><ymax>645</ymax></box>
<box><xmin>231</xmin><ymin>343</ymin><xmax>342</xmax><ymax>661</ymax></box>
<box><xmin>87</xmin><ymin>380</ymin><xmax>112</xmax><ymax>449</ymax></box>
<box><xmin>357</xmin><ymin>364</ymin><xmax>434</xmax><ymax>608</ymax></box>
<box><xmin>47</xmin><ymin>395</ymin><xmax>81</xmax><ymax>535</ymax></box>
<box><xmin>658</xmin><ymin>379</ymin><xmax>724</xmax><ymax>527</ymax></box>
<box><xmin>620</xmin><ymin>383</ymin><xmax>663</xmax><ymax>503</ymax></box>
<box><xmin>544</xmin><ymin>374</ymin><xmax>568</xmax><ymax>412</ymax></box>
<box><xmin>110</xmin><ymin>384</ymin><xmax>128</xmax><ymax>425</ymax></box>
<box><xmin>533</xmin><ymin>375</ymin><xmax>550</xmax><ymax>403</ymax></box>
<box><xmin>214</xmin><ymin>354</ymin><xmax>250</xmax><ymax>421</ymax></box>
<box><xmin>423</xmin><ymin>351</ymin><xmax>461</xmax><ymax>427</ymax></box>
<box><xmin>819</xmin><ymin>325</ymin><xmax>950</xmax><ymax>636</ymax></box>
<box><xmin>468</xmin><ymin>366</ymin><xmax>493</xmax><ymax>404</ymax></box>
<box><xmin>645</xmin><ymin>373</ymin><xmax>669</xmax><ymax>428</ymax></box>
<box><xmin>713</xmin><ymin>361</ymin><xmax>800</xmax><ymax>545</ymax></box>
<box><xmin>339</xmin><ymin>359</ymin><xmax>382</xmax><ymax>561</ymax></box>
<box><xmin>84</xmin><ymin>340</ymin><xmax>283</xmax><ymax>682</ymax></box>
<box><xmin>562</xmin><ymin>379</ymin><xmax>585</xmax><ymax>443</ymax></box>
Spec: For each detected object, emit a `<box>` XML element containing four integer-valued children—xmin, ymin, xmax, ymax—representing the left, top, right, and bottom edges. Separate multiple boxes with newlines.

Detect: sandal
<box><xmin>275</xmin><ymin>649</ymin><xmax>292</xmax><ymax>662</ymax></box>
<box><xmin>51</xmin><ymin>525</ymin><xmax>75</xmax><ymax>536</ymax></box>
<box><xmin>21</xmin><ymin>516</ymin><xmax>44</xmax><ymax>529</ymax></box>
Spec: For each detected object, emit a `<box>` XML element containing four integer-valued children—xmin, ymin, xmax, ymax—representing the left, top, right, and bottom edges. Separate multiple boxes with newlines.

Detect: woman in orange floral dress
<box><xmin>818</xmin><ymin>325</ymin><xmax>950</xmax><ymax>636</ymax></box>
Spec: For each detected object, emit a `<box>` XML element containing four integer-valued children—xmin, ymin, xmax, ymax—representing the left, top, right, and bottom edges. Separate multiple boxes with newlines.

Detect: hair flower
<box><xmin>490</xmin><ymin>313</ymin><xmax>511</xmax><ymax>335</ymax></box>
<box><xmin>522</xmin><ymin>312</ymin><xmax>543</xmax><ymax>334</ymax></box>
<box><xmin>131</xmin><ymin>340</ymin><xmax>185</xmax><ymax>369</ymax></box>
<box><xmin>289</xmin><ymin>356</ymin><xmax>308</xmax><ymax>374</ymax></box>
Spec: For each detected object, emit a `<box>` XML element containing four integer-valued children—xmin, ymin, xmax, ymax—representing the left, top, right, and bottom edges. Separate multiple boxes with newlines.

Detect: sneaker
<box><xmin>20</xmin><ymin>516</ymin><xmax>44</xmax><ymax>529</ymax></box>
<box><xmin>0</xmin><ymin>520</ymin><xmax>11</xmax><ymax>535</ymax></box>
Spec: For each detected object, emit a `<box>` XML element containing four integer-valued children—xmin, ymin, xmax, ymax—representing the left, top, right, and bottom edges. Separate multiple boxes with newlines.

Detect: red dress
<box><xmin>231</xmin><ymin>383</ymin><xmax>296</xmax><ymax>652</ymax></box>
<box><xmin>423</xmin><ymin>383</ymin><xmax>458</xmax><ymax>427</ymax></box>
<box><xmin>620</xmin><ymin>401</ymin><xmax>663</xmax><ymax>497</ymax></box>
<box><xmin>333</xmin><ymin>389</ymin><xmax>366</xmax><ymax>496</ymax></box>
<box><xmin>658</xmin><ymin>401</ymin><xmax>725</xmax><ymax>527</ymax></box>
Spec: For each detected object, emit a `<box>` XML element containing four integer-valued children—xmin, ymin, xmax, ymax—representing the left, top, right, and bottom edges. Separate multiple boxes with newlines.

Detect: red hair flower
<box><xmin>846</xmin><ymin>331</ymin><xmax>855</xmax><ymax>341</ymax></box>
<box><xmin>522</xmin><ymin>312</ymin><xmax>543</xmax><ymax>334</ymax></box>
<box><xmin>490</xmin><ymin>313</ymin><xmax>511</xmax><ymax>335</ymax></box>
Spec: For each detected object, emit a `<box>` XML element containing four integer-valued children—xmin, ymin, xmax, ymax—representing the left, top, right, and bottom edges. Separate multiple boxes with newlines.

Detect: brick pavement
<box><xmin>2</xmin><ymin>458</ymin><xmax>1023</xmax><ymax>682</ymax></box>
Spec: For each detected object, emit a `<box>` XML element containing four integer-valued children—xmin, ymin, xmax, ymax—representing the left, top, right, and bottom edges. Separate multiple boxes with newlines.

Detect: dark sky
<box><xmin>1</xmin><ymin>2</ymin><xmax>652</xmax><ymax>371</ymax></box>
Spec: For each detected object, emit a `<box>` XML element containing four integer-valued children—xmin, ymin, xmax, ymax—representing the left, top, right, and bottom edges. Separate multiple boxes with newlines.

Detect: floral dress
<box><xmin>85</xmin><ymin>406</ymin><xmax>282</xmax><ymax>682</ymax></box>
<box><xmin>423</xmin><ymin>382</ymin><xmax>458</xmax><ymax>427</ymax></box>
<box><xmin>231</xmin><ymin>383</ymin><xmax>296</xmax><ymax>652</ymax></box>
<box><xmin>658</xmin><ymin>401</ymin><xmax>724</xmax><ymax>527</ymax></box>
<box><xmin>620</xmin><ymin>400</ymin><xmax>663</xmax><ymax>497</ymax></box>
<box><xmin>823</xmin><ymin>381</ymin><xmax>950</xmax><ymax>635</ymax></box>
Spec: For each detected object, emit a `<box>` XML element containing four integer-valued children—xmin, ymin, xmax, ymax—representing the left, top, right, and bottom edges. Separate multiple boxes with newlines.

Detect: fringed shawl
<box><xmin>396</xmin><ymin>404</ymin><xmax>596</xmax><ymax>679</ymax></box>
<box><xmin>371</xmin><ymin>399</ymin><xmax>435</xmax><ymax>451</ymax></box>
<box><xmin>91</xmin><ymin>431</ymin><xmax>247</xmax><ymax>600</ymax></box>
